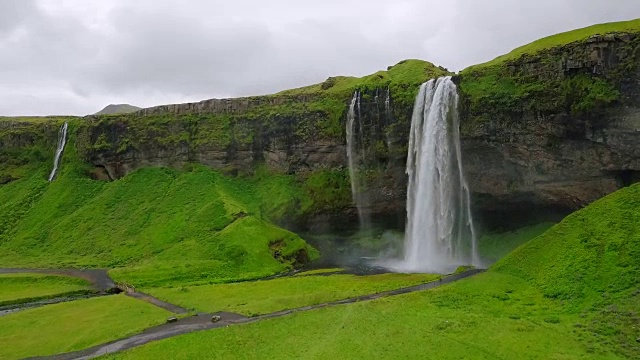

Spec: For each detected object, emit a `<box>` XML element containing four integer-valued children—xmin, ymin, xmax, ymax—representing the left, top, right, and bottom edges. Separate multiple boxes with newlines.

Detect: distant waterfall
<box><xmin>398</xmin><ymin>77</ymin><xmax>479</xmax><ymax>273</ymax></box>
<box><xmin>346</xmin><ymin>91</ymin><xmax>370</xmax><ymax>229</ymax></box>
<box><xmin>48</xmin><ymin>122</ymin><xmax>68</xmax><ymax>182</ymax></box>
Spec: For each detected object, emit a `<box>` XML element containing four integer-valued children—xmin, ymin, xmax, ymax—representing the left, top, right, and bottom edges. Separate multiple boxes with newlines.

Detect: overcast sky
<box><xmin>1</xmin><ymin>0</ymin><xmax>638</xmax><ymax>116</ymax></box>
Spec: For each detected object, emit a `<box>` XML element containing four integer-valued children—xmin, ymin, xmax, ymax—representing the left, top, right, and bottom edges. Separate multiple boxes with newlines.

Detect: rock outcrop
<box><xmin>458</xmin><ymin>32</ymin><xmax>640</xmax><ymax>227</ymax></box>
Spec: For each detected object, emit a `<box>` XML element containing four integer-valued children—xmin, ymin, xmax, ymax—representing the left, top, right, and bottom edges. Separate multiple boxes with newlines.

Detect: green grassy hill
<box><xmin>469</xmin><ymin>18</ymin><xmax>640</xmax><ymax>69</ymax></box>
<box><xmin>494</xmin><ymin>181</ymin><xmax>640</xmax><ymax>312</ymax></box>
<box><xmin>458</xmin><ymin>18</ymin><xmax>640</xmax><ymax>133</ymax></box>
<box><xmin>105</xmin><ymin>184</ymin><xmax>640</xmax><ymax>359</ymax></box>
<box><xmin>0</xmin><ymin>127</ymin><xmax>318</xmax><ymax>287</ymax></box>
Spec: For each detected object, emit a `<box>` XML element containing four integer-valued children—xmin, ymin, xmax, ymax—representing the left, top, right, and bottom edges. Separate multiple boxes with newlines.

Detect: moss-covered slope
<box><xmin>459</xmin><ymin>18</ymin><xmax>640</xmax><ymax>131</ymax></box>
<box><xmin>0</xmin><ymin>128</ymin><xmax>318</xmax><ymax>287</ymax></box>
<box><xmin>494</xmin><ymin>183</ymin><xmax>640</xmax><ymax>308</ymax></box>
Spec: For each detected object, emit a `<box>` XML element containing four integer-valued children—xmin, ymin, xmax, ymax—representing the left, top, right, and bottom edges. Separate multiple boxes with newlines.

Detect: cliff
<box><xmin>2</xmin><ymin>20</ymin><xmax>640</xmax><ymax>232</ymax></box>
<box><xmin>458</xmin><ymin>21</ymin><xmax>640</xmax><ymax>226</ymax></box>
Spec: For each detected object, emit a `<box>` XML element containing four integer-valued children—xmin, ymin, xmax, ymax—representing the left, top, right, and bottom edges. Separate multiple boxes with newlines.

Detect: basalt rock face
<box><xmin>77</xmin><ymin>99</ymin><xmax>347</xmax><ymax>180</ymax></box>
<box><xmin>24</xmin><ymin>33</ymin><xmax>640</xmax><ymax>232</ymax></box>
<box><xmin>0</xmin><ymin>120</ymin><xmax>66</xmax><ymax>181</ymax></box>
<box><xmin>458</xmin><ymin>33</ymin><xmax>640</xmax><ymax>228</ymax></box>
<box><xmin>76</xmin><ymin>90</ymin><xmax>410</xmax><ymax>231</ymax></box>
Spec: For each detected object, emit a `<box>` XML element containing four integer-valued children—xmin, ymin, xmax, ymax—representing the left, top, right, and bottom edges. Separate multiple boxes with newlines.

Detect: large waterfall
<box><xmin>48</xmin><ymin>122</ymin><xmax>68</xmax><ymax>182</ymax></box>
<box><xmin>397</xmin><ymin>77</ymin><xmax>479</xmax><ymax>273</ymax></box>
<box><xmin>346</xmin><ymin>91</ymin><xmax>370</xmax><ymax>229</ymax></box>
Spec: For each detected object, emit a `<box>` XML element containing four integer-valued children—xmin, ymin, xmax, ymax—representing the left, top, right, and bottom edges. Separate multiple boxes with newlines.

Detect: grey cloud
<box><xmin>91</xmin><ymin>6</ymin><xmax>273</xmax><ymax>95</ymax></box>
<box><xmin>0</xmin><ymin>0</ymin><xmax>638</xmax><ymax>116</ymax></box>
<box><xmin>0</xmin><ymin>0</ymin><xmax>37</xmax><ymax>35</ymax></box>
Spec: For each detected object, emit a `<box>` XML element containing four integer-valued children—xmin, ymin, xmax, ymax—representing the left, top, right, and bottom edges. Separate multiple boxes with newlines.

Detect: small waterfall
<box><xmin>384</xmin><ymin>87</ymin><xmax>391</xmax><ymax>117</ymax></box>
<box><xmin>346</xmin><ymin>91</ymin><xmax>370</xmax><ymax>229</ymax></box>
<box><xmin>48</xmin><ymin>122</ymin><xmax>68</xmax><ymax>182</ymax></box>
<box><xmin>384</xmin><ymin>87</ymin><xmax>392</xmax><ymax>149</ymax></box>
<box><xmin>395</xmin><ymin>76</ymin><xmax>479</xmax><ymax>273</ymax></box>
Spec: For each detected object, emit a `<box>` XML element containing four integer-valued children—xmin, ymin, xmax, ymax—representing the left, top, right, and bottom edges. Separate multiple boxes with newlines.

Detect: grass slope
<box><xmin>0</xmin><ymin>273</ymin><xmax>93</xmax><ymax>306</ymax></box>
<box><xmin>144</xmin><ymin>273</ymin><xmax>440</xmax><ymax>316</ymax></box>
<box><xmin>470</xmin><ymin>18</ymin><xmax>640</xmax><ymax>69</ymax></box>
<box><xmin>104</xmin><ymin>184</ymin><xmax>640</xmax><ymax>359</ymax></box>
<box><xmin>478</xmin><ymin>222</ymin><xmax>555</xmax><ymax>265</ymax></box>
<box><xmin>494</xmin><ymin>184</ymin><xmax>640</xmax><ymax>311</ymax></box>
<box><xmin>0</xmin><ymin>294</ymin><xmax>169</xmax><ymax>360</ymax></box>
<box><xmin>0</xmin><ymin>131</ymin><xmax>317</xmax><ymax>288</ymax></box>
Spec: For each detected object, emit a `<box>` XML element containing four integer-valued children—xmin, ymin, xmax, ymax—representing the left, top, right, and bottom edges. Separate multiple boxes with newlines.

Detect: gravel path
<box><xmin>29</xmin><ymin>268</ymin><xmax>485</xmax><ymax>360</ymax></box>
<box><xmin>0</xmin><ymin>268</ymin><xmax>188</xmax><ymax>314</ymax></box>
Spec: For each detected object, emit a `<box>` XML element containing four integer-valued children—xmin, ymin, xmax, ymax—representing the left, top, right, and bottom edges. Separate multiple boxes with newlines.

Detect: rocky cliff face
<box><xmin>458</xmin><ymin>33</ymin><xmax>640</xmax><ymax>227</ymax></box>
<box><xmin>3</xmin><ymin>34</ymin><xmax>638</xmax><ymax>232</ymax></box>
<box><xmin>0</xmin><ymin>119</ymin><xmax>67</xmax><ymax>182</ymax></box>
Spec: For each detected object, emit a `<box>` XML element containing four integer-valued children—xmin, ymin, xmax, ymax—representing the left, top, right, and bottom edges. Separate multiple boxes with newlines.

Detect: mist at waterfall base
<box><xmin>374</xmin><ymin>77</ymin><xmax>478</xmax><ymax>274</ymax></box>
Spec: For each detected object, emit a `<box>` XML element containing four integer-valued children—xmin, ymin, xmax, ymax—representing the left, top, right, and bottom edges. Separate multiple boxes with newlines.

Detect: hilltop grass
<box><xmin>0</xmin><ymin>273</ymin><xmax>93</xmax><ymax>306</ymax></box>
<box><xmin>277</xmin><ymin>59</ymin><xmax>450</xmax><ymax>110</ymax></box>
<box><xmin>143</xmin><ymin>273</ymin><xmax>440</xmax><ymax>316</ymax></box>
<box><xmin>0</xmin><ymin>116</ymin><xmax>78</xmax><ymax>124</ymax></box>
<box><xmin>103</xmin><ymin>184</ymin><xmax>640</xmax><ymax>360</ymax></box>
<box><xmin>0</xmin><ymin>129</ymin><xmax>317</xmax><ymax>288</ymax></box>
<box><xmin>458</xmin><ymin>19</ymin><xmax>640</xmax><ymax>130</ymax></box>
<box><xmin>469</xmin><ymin>18</ymin><xmax>640</xmax><ymax>69</ymax></box>
<box><xmin>0</xmin><ymin>294</ymin><xmax>170</xmax><ymax>360</ymax></box>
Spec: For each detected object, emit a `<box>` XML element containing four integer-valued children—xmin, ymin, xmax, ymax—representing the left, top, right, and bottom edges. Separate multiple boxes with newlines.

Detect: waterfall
<box><xmin>48</xmin><ymin>122</ymin><xmax>68</xmax><ymax>182</ymax></box>
<box><xmin>397</xmin><ymin>76</ymin><xmax>479</xmax><ymax>273</ymax></box>
<box><xmin>346</xmin><ymin>91</ymin><xmax>370</xmax><ymax>229</ymax></box>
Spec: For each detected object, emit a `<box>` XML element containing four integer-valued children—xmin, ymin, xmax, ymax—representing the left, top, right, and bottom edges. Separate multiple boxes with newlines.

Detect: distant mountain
<box><xmin>94</xmin><ymin>104</ymin><xmax>141</xmax><ymax>115</ymax></box>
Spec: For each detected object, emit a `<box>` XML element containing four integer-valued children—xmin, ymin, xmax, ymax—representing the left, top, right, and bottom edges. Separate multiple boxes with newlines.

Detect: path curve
<box><xmin>32</xmin><ymin>269</ymin><xmax>485</xmax><ymax>360</ymax></box>
<box><xmin>0</xmin><ymin>268</ymin><xmax>187</xmax><ymax>314</ymax></box>
<box><xmin>0</xmin><ymin>268</ymin><xmax>116</xmax><ymax>292</ymax></box>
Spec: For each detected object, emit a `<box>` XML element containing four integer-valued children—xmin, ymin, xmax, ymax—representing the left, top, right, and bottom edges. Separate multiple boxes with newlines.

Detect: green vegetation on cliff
<box><xmin>0</xmin><ymin>130</ymin><xmax>318</xmax><ymax>288</ymax></box>
<box><xmin>474</xmin><ymin>18</ymin><xmax>640</xmax><ymax>68</ymax></box>
<box><xmin>459</xmin><ymin>19</ymin><xmax>640</xmax><ymax>132</ymax></box>
<box><xmin>0</xmin><ymin>117</ymin><xmax>74</xmax><ymax>183</ymax></box>
<box><xmin>106</xmin><ymin>184</ymin><xmax>640</xmax><ymax>359</ymax></box>
<box><xmin>279</xmin><ymin>59</ymin><xmax>450</xmax><ymax>113</ymax></box>
<box><xmin>80</xmin><ymin>59</ymin><xmax>449</xmax><ymax>166</ymax></box>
